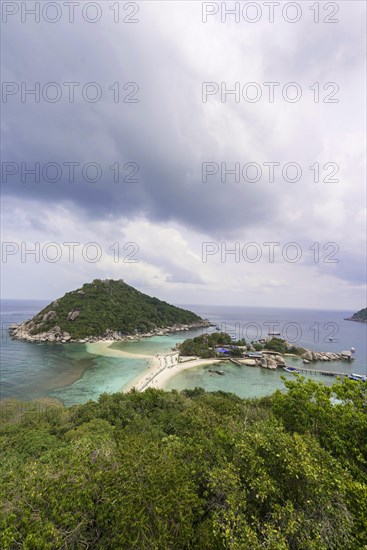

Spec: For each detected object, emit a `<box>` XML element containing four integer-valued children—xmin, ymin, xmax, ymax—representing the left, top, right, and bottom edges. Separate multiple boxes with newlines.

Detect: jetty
<box><xmin>284</xmin><ymin>365</ymin><xmax>349</xmax><ymax>378</ymax></box>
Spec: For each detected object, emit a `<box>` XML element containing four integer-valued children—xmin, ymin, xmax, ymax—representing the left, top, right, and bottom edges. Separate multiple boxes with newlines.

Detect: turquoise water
<box><xmin>109</xmin><ymin>332</ymin><xmax>195</xmax><ymax>356</ymax></box>
<box><xmin>50</xmin><ymin>355</ymin><xmax>149</xmax><ymax>407</ymax></box>
<box><xmin>1</xmin><ymin>300</ymin><xmax>365</xmax><ymax>405</ymax></box>
<box><xmin>165</xmin><ymin>357</ymin><xmax>336</xmax><ymax>396</ymax></box>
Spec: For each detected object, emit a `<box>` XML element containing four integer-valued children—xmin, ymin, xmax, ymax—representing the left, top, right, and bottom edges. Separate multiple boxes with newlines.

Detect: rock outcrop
<box><xmin>67</xmin><ymin>310</ymin><xmax>80</xmax><ymax>321</ymax></box>
<box><xmin>301</xmin><ymin>350</ymin><xmax>352</xmax><ymax>362</ymax></box>
<box><xmin>9</xmin><ymin>320</ymin><xmax>211</xmax><ymax>344</ymax></box>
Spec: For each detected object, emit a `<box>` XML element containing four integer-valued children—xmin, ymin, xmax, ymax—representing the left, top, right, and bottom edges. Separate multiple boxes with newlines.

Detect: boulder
<box><xmin>267</xmin><ymin>357</ymin><xmax>278</xmax><ymax>370</ymax></box>
<box><xmin>42</xmin><ymin>310</ymin><xmax>57</xmax><ymax>322</ymax></box>
<box><xmin>302</xmin><ymin>350</ymin><xmax>313</xmax><ymax>362</ymax></box>
<box><xmin>67</xmin><ymin>310</ymin><xmax>80</xmax><ymax>321</ymax></box>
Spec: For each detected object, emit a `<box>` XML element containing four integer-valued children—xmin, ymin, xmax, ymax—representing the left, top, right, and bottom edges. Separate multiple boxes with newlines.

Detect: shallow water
<box><xmin>1</xmin><ymin>300</ymin><xmax>365</xmax><ymax>405</ymax></box>
<box><xmin>165</xmin><ymin>357</ymin><xmax>337</xmax><ymax>397</ymax></box>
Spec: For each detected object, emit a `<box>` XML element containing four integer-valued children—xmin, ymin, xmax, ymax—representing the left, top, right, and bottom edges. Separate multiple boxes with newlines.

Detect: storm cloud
<box><xmin>1</xmin><ymin>1</ymin><xmax>366</xmax><ymax>307</ymax></box>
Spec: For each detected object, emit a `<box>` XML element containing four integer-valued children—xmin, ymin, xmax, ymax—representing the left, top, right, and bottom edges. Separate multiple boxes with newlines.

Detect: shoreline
<box><xmin>84</xmin><ymin>338</ymin><xmax>224</xmax><ymax>392</ymax></box>
<box><xmin>86</xmin><ymin>340</ymin><xmax>161</xmax><ymax>392</ymax></box>
<box><xmin>68</xmin><ymin>341</ymin><xmax>226</xmax><ymax>394</ymax></box>
<box><xmin>8</xmin><ymin>320</ymin><xmax>212</xmax><ymax>344</ymax></box>
<box><xmin>73</xmin><ymin>339</ymin><xmax>358</xmax><ymax>395</ymax></box>
<box><xmin>127</xmin><ymin>356</ymin><xmax>224</xmax><ymax>392</ymax></box>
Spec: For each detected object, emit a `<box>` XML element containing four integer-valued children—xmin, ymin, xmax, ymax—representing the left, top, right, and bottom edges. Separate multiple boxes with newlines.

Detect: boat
<box><xmin>283</xmin><ymin>366</ymin><xmax>298</xmax><ymax>373</ymax></box>
<box><xmin>215</xmin><ymin>326</ymin><xmax>220</xmax><ymax>331</ymax></box>
<box><xmin>268</xmin><ymin>332</ymin><xmax>281</xmax><ymax>336</ymax></box>
<box><xmin>348</xmin><ymin>373</ymin><xmax>367</xmax><ymax>382</ymax></box>
<box><xmin>351</xmin><ymin>347</ymin><xmax>355</xmax><ymax>353</ymax></box>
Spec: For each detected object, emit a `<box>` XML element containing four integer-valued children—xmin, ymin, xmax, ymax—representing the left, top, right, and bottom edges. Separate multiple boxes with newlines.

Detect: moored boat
<box><xmin>348</xmin><ymin>373</ymin><xmax>367</xmax><ymax>382</ymax></box>
<box><xmin>283</xmin><ymin>366</ymin><xmax>298</xmax><ymax>373</ymax></box>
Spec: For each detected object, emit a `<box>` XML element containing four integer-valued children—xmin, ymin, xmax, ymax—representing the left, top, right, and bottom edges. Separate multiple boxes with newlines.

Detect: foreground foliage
<box><xmin>1</xmin><ymin>377</ymin><xmax>366</xmax><ymax>549</ymax></box>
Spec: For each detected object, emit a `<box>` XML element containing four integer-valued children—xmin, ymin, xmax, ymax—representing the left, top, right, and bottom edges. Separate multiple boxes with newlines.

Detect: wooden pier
<box><xmin>284</xmin><ymin>366</ymin><xmax>348</xmax><ymax>378</ymax></box>
<box><xmin>228</xmin><ymin>357</ymin><xmax>350</xmax><ymax>378</ymax></box>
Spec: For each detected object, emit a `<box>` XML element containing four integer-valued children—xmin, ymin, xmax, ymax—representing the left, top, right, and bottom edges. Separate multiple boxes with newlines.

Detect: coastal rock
<box><xmin>300</xmin><ymin>349</ymin><xmax>346</xmax><ymax>362</ymax></box>
<box><xmin>266</xmin><ymin>357</ymin><xmax>278</xmax><ymax>370</ymax></box>
<box><xmin>8</xmin><ymin>316</ymin><xmax>211</xmax><ymax>345</ymax></box>
<box><xmin>67</xmin><ymin>310</ymin><xmax>80</xmax><ymax>321</ymax></box>
<box><xmin>42</xmin><ymin>310</ymin><xmax>57</xmax><ymax>322</ymax></box>
<box><xmin>244</xmin><ymin>359</ymin><xmax>257</xmax><ymax>366</ymax></box>
<box><xmin>302</xmin><ymin>350</ymin><xmax>313</xmax><ymax>362</ymax></box>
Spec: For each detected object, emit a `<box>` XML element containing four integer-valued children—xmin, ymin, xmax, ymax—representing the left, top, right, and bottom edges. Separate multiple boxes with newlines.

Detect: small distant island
<box><xmin>9</xmin><ymin>279</ymin><xmax>210</xmax><ymax>343</ymax></box>
<box><xmin>345</xmin><ymin>308</ymin><xmax>367</xmax><ymax>324</ymax></box>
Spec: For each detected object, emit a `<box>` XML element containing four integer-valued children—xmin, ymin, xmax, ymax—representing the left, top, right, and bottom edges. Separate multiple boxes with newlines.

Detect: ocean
<box><xmin>1</xmin><ymin>300</ymin><xmax>366</xmax><ymax>406</ymax></box>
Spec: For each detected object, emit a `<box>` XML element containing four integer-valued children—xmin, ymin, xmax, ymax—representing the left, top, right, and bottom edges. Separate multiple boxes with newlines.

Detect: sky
<box><xmin>1</xmin><ymin>0</ymin><xmax>366</xmax><ymax>309</ymax></box>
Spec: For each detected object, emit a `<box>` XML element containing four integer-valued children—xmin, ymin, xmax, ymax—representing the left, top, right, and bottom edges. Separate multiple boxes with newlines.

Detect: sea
<box><xmin>1</xmin><ymin>300</ymin><xmax>366</xmax><ymax>406</ymax></box>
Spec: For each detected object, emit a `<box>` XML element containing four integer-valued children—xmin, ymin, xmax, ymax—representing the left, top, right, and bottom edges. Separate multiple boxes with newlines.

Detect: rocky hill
<box><xmin>9</xmin><ymin>279</ymin><xmax>210</xmax><ymax>343</ymax></box>
<box><xmin>345</xmin><ymin>307</ymin><xmax>367</xmax><ymax>323</ymax></box>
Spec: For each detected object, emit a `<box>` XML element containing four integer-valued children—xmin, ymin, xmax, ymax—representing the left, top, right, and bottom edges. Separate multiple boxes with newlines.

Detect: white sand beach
<box><xmin>87</xmin><ymin>341</ymin><xmax>222</xmax><ymax>392</ymax></box>
<box><xmin>86</xmin><ymin>340</ymin><xmax>161</xmax><ymax>391</ymax></box>
<box><xmin>130</xmin><ymin>357</ymin><xmax>224</xmax><ymax>391</ymax></box>
<box><xmin>86</xmin><ymin>341</ymin><xmax>266</xmax><ymax>392</ymax></box>
<box><xmin>86</xmin><ymin>340</ymin><xmax>153</xmax><ymax>360</ymax></box>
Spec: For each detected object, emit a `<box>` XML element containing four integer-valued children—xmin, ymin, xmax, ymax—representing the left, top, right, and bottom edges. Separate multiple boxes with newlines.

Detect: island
<box><xmin>8</xmin><ymin>279</ymin><xmax>211</xmax><ymax>343</ymax></box>
<box><xmin>345</xmin><ymin>307</ymin><xmax>367</xmax><ymax>323</ymax></box>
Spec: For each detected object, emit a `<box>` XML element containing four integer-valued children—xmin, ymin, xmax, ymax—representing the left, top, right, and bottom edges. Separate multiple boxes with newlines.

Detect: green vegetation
<box><xmin>1</xmin><ymin>377</ymin><xmax>366</xmax><ymax>549</ymax></box>
<box><xmin>179</xmin><ymin>332</ymin><xmax>245</xmax><ymax>358</ymax></box>
<box><xmin>179</xmin><ymin>334</ymin><xmax>304</xmax><ymax>359</ymax></box>
<box><xmin>25</xmin><ymin>279</ymin><xmax>204</xmax><ymax>338</ymax></box>
<box><xmin>256</xmin><ymin>337</ymin><xmax>305</xmax><ymax>355</ymax></box>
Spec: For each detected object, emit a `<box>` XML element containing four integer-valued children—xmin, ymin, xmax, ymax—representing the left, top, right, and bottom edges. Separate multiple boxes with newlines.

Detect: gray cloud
<box><xmin>1</xmin><ymin>1</ymin><xmax>366</xmax><ymax>304</ymax></box>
